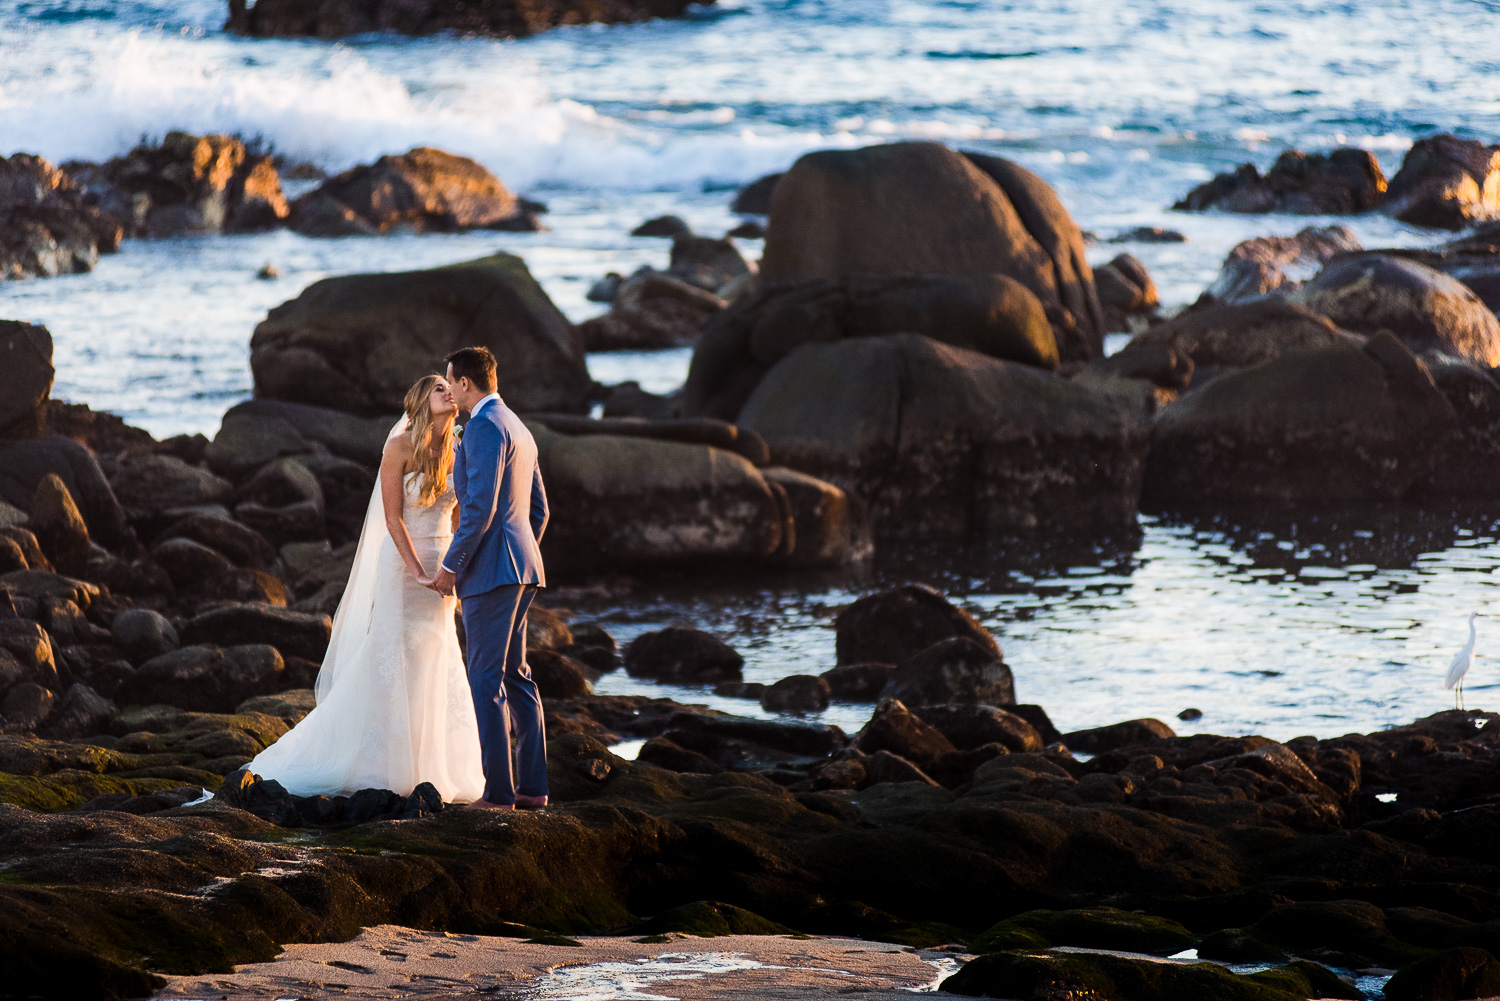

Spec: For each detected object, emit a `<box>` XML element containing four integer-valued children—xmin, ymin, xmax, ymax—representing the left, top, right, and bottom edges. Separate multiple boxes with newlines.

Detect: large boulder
<box><xmin>180</xmin><ymin>605</ymin><xmax>332</xmax><ymax>662</ymax></box>
<box><xmin>759</xmin><ymin>142</ymin><xmax>1103</xmax><ymax>361</ymax></box>
<box><xmin>623</xmin><ymin>627</ymin><xmax>744</xmax><ymax>684</ymax></box>
<box><xmin>835</xmin><ymin>584</ymin><xmax>999</xmax><ymax>666</ymax></box>
<box><xmin>578</xmin><ymin>269</ymin><xmax>725</xmax><ymax>352</ymax></box>
<box><xmin>1173</xmin><ymin>148</ymin><xmax>1387</xmax><ymax>214</ymax></box>
<box><xmin>0</xmin><ymin>436</ymin><xmax>128</xmax><ymax>548</ymax></box>
<box><xmin>28</xmin><ymin>474</ymin><xmax>90</xmax><ymax>577</ymax></box>
<box><xmin>1145</xmin><ymin>332</ymin><xmax>1460</xmax><ymax>505</ymax></box>
<box><xmin>880</xmin><ymin>637</ymin><xmax>1016</xmax><ymax>708</ymax></box>
<box><xmin>0</xmin><ymin>321</ymin><xmax>54</xmax><ymax>438</ymax></box>
<box><xmin>1384</xmin><ymin>134</ymin><xmax>1500</xmax><ymax>230</ymax></box>
<box><xmin>250</xmin><ymin>252</ymin><xmax>592</xmax><ymax>415</ymax></box>
<box><xmin>734</xmin><ymin>334</ymin><xmax>1143</xmax><ymax>537</ymax></box>
<box><xmin>115</xmin><ymin>644</ymin><xmax>284</xmax><ymax>713</ymax></box>
<box><xmin>205</xmin><ymin>399</ymin><xmax>395</xmax><ymax>476</ymax></box>
<box><xmin>530</xmin><ymin>421</ymin><xmax>859</xmax><ymax>569</ymax></box>
<box><xmin>106</xmin><ymin>453</ymin><xmax>233</xmax><ymax>520</ymax></box>
<box><xmin>226</xmin><ymin>0</ymin><xmax>709</xmax><ymax>39</ymax></box>
<box><xmin>1115</xmin><ymin>298</ymin><xmax>1360</xmax><ymax>374</ymax></box>
<box><xmin>682</xmin><ymin>272</ymin><xmax>1059</xmax><ymax>421</ymax></box>
<box><xmin>1292</xmin><ymin>253</ymin><xmax>1500</xmax><ymax>368</ymax></box>
<box><xmin>288</xmin><ymin>147</ymin><xmax>538</xmax><ymax>235</ymax></box>
<box><xmin>64</xmin><ymin>131</ymin><xmax>288</xmax><ymax>236</ymax></box>
<box><xmin>917</xmin><ymin>704</ymin><xmax>1042</xmax><ymax>752</ymax></box>
<box><xmin>1202</xmin><ymin>225</ymin><xmax>1363</xmax><ymax>304</ymax></box>
<box><xmin>0</xmin><ymin>153</ymin><xmax>122</xmax><ymax>281</ymax></box>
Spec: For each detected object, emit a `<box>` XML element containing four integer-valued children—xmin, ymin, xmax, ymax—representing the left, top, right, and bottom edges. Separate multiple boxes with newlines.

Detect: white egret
<box><xmin>1445</xmin><ymin>612</ymin><xmax>1479</xmax><ymax>710</ymax></box>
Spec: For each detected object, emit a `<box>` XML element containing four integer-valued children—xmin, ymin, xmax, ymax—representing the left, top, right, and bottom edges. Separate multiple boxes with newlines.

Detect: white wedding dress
<box><xmin>245</xmin><ymin>441</ymin><xmax>485</xmax><ymax>803</ymax></box>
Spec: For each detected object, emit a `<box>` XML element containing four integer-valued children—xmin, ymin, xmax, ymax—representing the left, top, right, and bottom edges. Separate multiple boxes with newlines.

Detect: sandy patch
<box><xmin>155</xmin><ymin>926</ymin><xmax>962</xmax><ymax>1000</ymax></box>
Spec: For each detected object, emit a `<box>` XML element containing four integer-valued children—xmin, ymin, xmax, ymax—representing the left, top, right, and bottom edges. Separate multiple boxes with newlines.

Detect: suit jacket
<box><xmin>443</xmin><ymin>396</ymin><xmax>548</xmax><ymax>597</ymax></box>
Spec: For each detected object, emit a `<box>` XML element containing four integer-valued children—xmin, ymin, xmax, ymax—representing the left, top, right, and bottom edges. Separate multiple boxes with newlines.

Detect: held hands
<box><xmin>432</xmin><ymin>567</ymin><xmax>457</xmax><ymax>596</ymax></box>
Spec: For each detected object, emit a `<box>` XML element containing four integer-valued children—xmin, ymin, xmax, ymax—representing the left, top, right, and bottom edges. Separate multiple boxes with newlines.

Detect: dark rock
<box><xmin>399</xmin><ymin>781</ymin><xmax>444</xmax><ymax>820</ymax></box>
<box><xmin>226</xmin><ymin>0</ymin><xmax>710</xmax><ymax>40</ymax></box>
<box><xmin>529</xmin><ymin>649</ymin><xmax>594</xmax><ymax>698</ymax></box>
<box><xmin>629</xmin><ymin>900</ymin><xmax>789</xmax><ymax>938</ymax></box>
<box><xmin>42</xmin><ymin>400</ymin><xmax>156</xmax><ymax>456</ymax></box>
<box><xmin>568</xmin><ymin>623</ymin><xmax>616</xmax><ymax>651</ymax></box>
<box><xmin>0</xmin><ymin>321</ymin><xmax>55</xmax><ymax>438</ymax></box>
<box><xmin>915</xmin><ymin>704</ymin><xmax>1041</xmax><ymax>752</ymax></box>
<box><xmin>0</xmin><ymin>569</ymin><xmax>97</xmax><ymax>611</ymax></box>
<box><xmin>108</xmin><ymin>452</ymin><xmax>232</xmax><ymax>519</ymax></box>
<box><xmin>759</xmin><ymin>466</ymin><xmax>872</xmax><ymax>567</ymax></box>
<box><xmin>1384</xmin><ymin>947</ymin><xmax>1500</xmax><ymax>1001</ymax></box>
<box><xmin>631</xmin><ymin>214</ymin><xmax>691</xmax><ymax>237</ymax></box>
<box><xmin>116</xmin><ymin>644</ymin><xmax>284</xmax><ymax>713</ymax></box>
<box><xmin>727</xmin><ymin>220</ymin><xmax>765</xmax><ymax>239</ymax></box>
<box><xmin>858</xmin><ymin>749</ymin><xmax>939</xmax><ymax>788</ymax></box>
<box><xmin>37</xmin><ymin>682</ymin><xmax>113</xmax><ymax>738</ymax></box>
<box><xmin>668</xmin><ymin>234</ymin><xmax>750</xmax><ymax>293</ymax></box>
<box><xmin>28</xmin><ymin>473</ymin><xmax>89</xmax><ymax>577</ymax></box>
<box><xmin>69</xmin><ymin>658</ymin><xmax>134</xmax><ymax>700</ymax></box>
<box><xmin>0</xmin><ymin>530</ymin><xmax>44</xmax><ymax>574</ymax></box>
<box><xmin>682</xmin><ymin>272</ymin><xmax>1061</xmax><ymax>423</ymax></box>
<box><xmin>1095</xmin><ymin>253</ymin><xmax>1160</xmax><ymax>332</ymax></box>
<box><xmin>0</xmin><ymin>618</ymin><xmax>59</xmax><ymax>689</ymax></box>
<box><xmin>0</xmin><ymin>154</ymin><xmax>121</xmax><ymax>282</ymax></box>
<box><xmin>0</xmin><ymin>535</ymin><xmax>27</xmax><ymax>573</ymax></box>
<box><xmin>1385</xmin><ymin>134</ymin><xmax>1500</xmax><ymax>230</ymax></box>
<box><xmin>215</xmin><ymin>767</ymin><xmax>301</xmax><ymax>826</ymax></box>
<box><xmin>758</xmin><ymin>143</ymin><xmax>1102</xmax><ymax>361</ymax></box>
<box><xmin>880</xmin><ymin>638</ymin><xmax>1015</xmax><ymax>708</ymax></box>
<box><xmin>250</xmin><ymin>252</ymin><xmax>591</xmax><ymax>415</ymax></box>
<box><xmin>637</xmin><ymin>736</ymin><xmax>723</xmax><ymax>774</ymax></box>
<box><xmin>820</xmin><ymin>662</ymin><xmax>895</xmax><ymax>701</ymax></box>
<box><xmin>1175</xmin><ymin>147</ymin><xmax>1387</xmax><ymax>214</ymax></box>
<box><xmin>587</xmin><ymin>271</ymin><xmax>623</xmax><ymax>303</ymax></box>
<box><xmin>853</xmin><ymin>698</ymin><xmax>956</xmax><ymax>767</ymax></box>
<box><xmin>233</xmin><ymin>457</ymin><xmax>325</xmax><ymax>544</ymax></box>
<box><xmin>732</xmin><ymin>334</ymin><xmax>1143</xmax><ymax>538</ymax></box>
<box><xmin>1064</xmin><ymin>718</ymin><xmax>1175</xmax><ymax>754</ymax></box>
<box><xmin>1118</xmin><ymin>297</ymin><xmax>1357</xmax><ymax>373</ymax></box>
<box><xmin>1202</xmin><ymin>225</ymin><xmax>1362</xmax><ymax>304</ymax></box>
<box><xmin>731</xmin><ymin>172</ymin><xmax>782</xmax><ymax>214</ymax></box>
<box><xmin>1</xmin><ymin>682</ymin><xmax>55</xmax><ymax>730</ymax></box>
<box><xmin>1294</xmin><ymin>253</ymin><xmax>1500</xmax><ymax>368</ymax></box>
<box><xmin>65</xmin><ymin>132</ymin><xmax>288</xmax><ymax>235</ymax></box>
<box><xmin>529</xmin><ymin>413</ymin><xmax>769</xmax><ymax>467</ymax></box>
<box><xmin>180</xmin><ymin>605</ymin><xmax>331</xmax><ymax>662</ymax></box>
<box><xmin>205</xmin><ymin>399</ymin><xmax>394</xmax><ymax>476</ymax></box>
<box><xmin>578</xmin><ymin>268</ymin><xmax>724</xmax><ymax>352</ymax></box>
<box><xmin>1109</xmin><ymin>226</ymin><xmax>1188</xmax><ymax>243</ymax></box>
<box><xmin>623</xmin><ymin>627</ymin><xmax>743</xmax><ymax>684</ymax></box>
<box><xmin>294</xmin><ymin>453</ymin><xmax>377</xmax><ymax>546</ymax></box>
<box><xmin>526</xmin><ymin>606</ymin><xmax>573</xmax><ymax>651</ymax></box>
<box><xmin>835</xmin><ymin>585</ymin><xmax>999</xmax><ymax>668</ymax></box>
<box><xmin>662</xmin><ymin>710</ymin><xmax>846</xmax><ymax>764</ymax></box>
<box><xmin>942</xmin><ymin>950</ymin><xmax>1361</xmax><ymax>1001</ymax></box>
<box><xmin>970</xmin><ymin>906</ymin><xmax>1196</xmax><ymax>955</ymax></box>
<box><xmin>1079</xmin><ymin>342</ymin><xmax>1193</xmax><ymax>393</ymax></box>
<box><xmin>150</xmin><ymin>537</ymin><xmax>235</xmax><ymax>590</ymax></box>
<box><xmin>1178</xmin><ymin>707</ymin><xmax>1203</xmax><ymax>721</ymax></box>
<box><xmin>155</xmin><ymin>513</ymin><xmax>277</xmax><ymax>569</ymax></box>
<box><xmin>0</xmin><ymin>435</ymin><xmax>128</xmax><ymax>547</ymax></box>
<box><xmin>600</xmin><ymin>381</ymin><xmax>682</xmax><ymax>420</ymax></box>
<box><xmin>713</xmin><ymin>680</ymin><xmax>766</xmax><ymax>700</ymax></box>
<box><xmin>343</xmin><ymin>787</ymin><xmax>405</xmax><ymax>824</ymax></box>
<box><xmin>288</xmin><ymin>147</ymin><xmax>536</xmax><ymax>235</ymax></box>
<box><xmin>759</xmin><ymin>674</ymin><xmax>830</xmax><ymax>714</ymax></box>
<box><xmin>1144</xmin><ymin>333</ymin><xmax>1460</xmax><ymax>506</ymax></box>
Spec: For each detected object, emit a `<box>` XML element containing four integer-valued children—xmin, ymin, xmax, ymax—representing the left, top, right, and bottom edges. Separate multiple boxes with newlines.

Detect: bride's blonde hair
<box><xmin>402</xmin><ymin>374</ymin><xmax>455</xmax><ymax>507</ymax></box>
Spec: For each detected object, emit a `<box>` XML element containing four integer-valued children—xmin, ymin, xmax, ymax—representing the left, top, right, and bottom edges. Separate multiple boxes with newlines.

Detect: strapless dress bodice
<box><xmin>402</xmin><ymin>471</ymin><xmax>456</xmax><ymax>540</ymax></box>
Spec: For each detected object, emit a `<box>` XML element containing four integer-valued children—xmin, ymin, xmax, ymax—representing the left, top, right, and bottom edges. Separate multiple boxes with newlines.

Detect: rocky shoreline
<box><xmin>2</xmin><ymin>131</ymin><xmax>1500</xmax><ymax>999</ymax></box>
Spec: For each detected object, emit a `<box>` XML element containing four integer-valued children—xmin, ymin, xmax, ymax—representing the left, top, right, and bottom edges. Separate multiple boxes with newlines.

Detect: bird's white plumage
<box><xmin>1446</xmin><ymin>611</ymin><xmax>1478</xmax><ymax>690</ymax></box>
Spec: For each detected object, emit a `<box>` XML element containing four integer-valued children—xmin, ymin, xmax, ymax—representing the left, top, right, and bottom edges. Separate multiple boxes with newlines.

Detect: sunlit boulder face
<box><xmin>734</xmin><ymin>333</ymin><xmax>1143</xmax><ymax>538</ymax></box>
<box><xmin>758</xmin><ymin>141</ymin><xmax>1104</xmax><ymax>363</ymax></box>
<box><xmin>0</xmin><ymin>153</ymin><xmax>122</xmax><ymax>280</ymax></box>
<box><xmin>1144</xmin><ymin>333</ymin><xmax>1460</xmax><ymax>507</ymax></box>
<box><xmin>1383</xmin><ymin>133</ymin><xmax>1500</xmax><ymax>231</ymax></box>
<box><xmin>249</xmin><ymin>252</ymin><xmax>593</xmax><ymax>416</ymax></box>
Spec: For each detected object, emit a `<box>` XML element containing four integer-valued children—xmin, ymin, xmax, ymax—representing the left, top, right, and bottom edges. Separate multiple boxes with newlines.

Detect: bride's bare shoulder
<box><xmin>382</xmin><ymin>432</ymin><xmax>415</xmax><ymax>460</ymax></box>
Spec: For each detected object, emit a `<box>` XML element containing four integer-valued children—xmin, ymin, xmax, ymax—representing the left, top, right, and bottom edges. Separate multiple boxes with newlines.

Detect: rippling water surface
<box><xmin>4</xmin><ymin>0</ymin><xmax>1499</xmax><ymax>739</ymax></box>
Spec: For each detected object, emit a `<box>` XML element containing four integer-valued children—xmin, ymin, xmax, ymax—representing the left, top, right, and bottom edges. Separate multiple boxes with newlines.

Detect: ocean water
<box><xmin>3</xmin><ymin>0</ymin><xmax>1500</xmax><ymax>738</ymax></box>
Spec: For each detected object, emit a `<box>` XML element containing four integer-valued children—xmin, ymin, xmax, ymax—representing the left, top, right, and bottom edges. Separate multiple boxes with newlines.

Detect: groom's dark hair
<box><xmin>446</xmin><ymin>346</ymin><xmax>498</xmax><ymax>392</ymax></box>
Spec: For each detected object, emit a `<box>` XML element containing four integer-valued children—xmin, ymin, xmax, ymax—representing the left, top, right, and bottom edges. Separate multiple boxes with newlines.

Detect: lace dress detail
<box><xmin>245</xmin><ymin>471</ymin><xmax>484</xmax><ymax>802</ymax></box>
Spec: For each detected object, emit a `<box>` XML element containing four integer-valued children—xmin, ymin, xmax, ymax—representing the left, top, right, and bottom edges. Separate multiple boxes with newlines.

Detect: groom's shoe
<box><xmin>514</xmin><ymin>794</ymin><xmax>548</xmax><ymax>810</ymax></box>
<box><xmin>466</xmin><ymin>798</ymin><xmax>514</xmax><ymax>811</ymax></box>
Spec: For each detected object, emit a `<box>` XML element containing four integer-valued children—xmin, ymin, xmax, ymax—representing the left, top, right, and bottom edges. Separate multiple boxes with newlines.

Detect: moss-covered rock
<box><xmin>0</xmin><ymin>771</ymin><xmax>184</xmax><ymax>812</ymax></box>
<box><xmin>626</xmin><ymin>900</ymin><xmax>791</xmax><ymax>937</ymax></box>
<box><xmin>1384</xmin><ymin>947</ymin><xmax>1500</xmax><ymax>1001</ymax></box>
<box><xmin>970</xmin><ymin>907</ymin><xmax>1195</xmax><ymax>955</ymax></box>
<box><xmin>941</xmin><ymin>952</ymin><xmax>1362</xmax><ymax>1001</ymax></box>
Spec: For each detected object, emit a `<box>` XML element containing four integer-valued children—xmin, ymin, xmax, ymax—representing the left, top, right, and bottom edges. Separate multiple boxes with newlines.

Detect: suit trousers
<box><xmin>461</xmin><ymin>583</ymin><xmax>547</xmax><ymax>804</ymax></box>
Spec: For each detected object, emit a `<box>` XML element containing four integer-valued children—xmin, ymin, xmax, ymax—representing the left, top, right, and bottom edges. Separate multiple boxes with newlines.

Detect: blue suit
<box><xmin>443</xmin><ymin>394</ymin><xmax>549</xmax><ymax>804</ymax></box>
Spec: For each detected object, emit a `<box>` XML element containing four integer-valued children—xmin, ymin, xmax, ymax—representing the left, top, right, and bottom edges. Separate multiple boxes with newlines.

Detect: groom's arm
<box><xmin>442</xmin><ymin>419</ymin><xmax>504</xmax><ymax>577</ymax></box>
<box><xmin>530</xmin><ymin>464</ymin><xmax>549</xmax><ymax>543</ymax></box>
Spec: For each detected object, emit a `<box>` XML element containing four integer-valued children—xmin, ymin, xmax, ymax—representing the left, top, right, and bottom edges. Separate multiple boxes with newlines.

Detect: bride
<box><xmin>245</xmin><ymin>374</ymin><xmax>485</xmax><ymax>803</ymax></box>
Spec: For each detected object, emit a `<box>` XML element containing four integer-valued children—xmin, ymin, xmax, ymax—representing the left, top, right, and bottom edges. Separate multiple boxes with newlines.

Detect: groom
<box><xmin>432</xmin><ymin>346</ymin><xmax>550</xmax><ymax>811</ymax></box>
